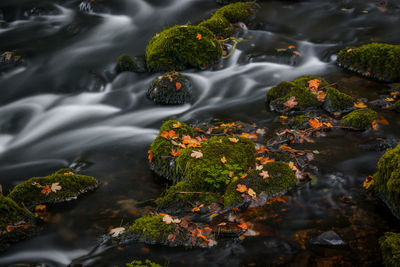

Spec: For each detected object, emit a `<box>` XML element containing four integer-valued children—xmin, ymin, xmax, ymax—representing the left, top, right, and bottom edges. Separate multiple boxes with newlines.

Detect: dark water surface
<box><xmin>1</xmin><ymin>0</ymin><xmax>400</xmax><ymax>266</ymax></box>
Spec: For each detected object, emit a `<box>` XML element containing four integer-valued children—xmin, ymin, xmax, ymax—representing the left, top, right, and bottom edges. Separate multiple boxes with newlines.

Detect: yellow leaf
<box><xmin>228</xmin><ymin>137</ymin><xmax>239</xmax><ymax>143</ymax></box>
<box><xmin>221</xmin><ymin>156</ymin><xmax>227</xmax><ymax>164</ymax></box>
<box><xmin>247</xmin><ymin>188</ymin><xmax>256</xmax><ymax>198</ymax></box>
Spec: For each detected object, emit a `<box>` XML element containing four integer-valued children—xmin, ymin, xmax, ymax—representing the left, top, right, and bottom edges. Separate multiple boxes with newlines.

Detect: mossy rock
<box><xmin>323</xmin><ymin>87</ymin><xmax>354</xmax><ymax>114</ymax></box>
<box><xmin>147</xmin><ymin>72</ymin><xmax>191</xmax><ymax>105</ymax></box>
<box><xmin>0</xmin><ymin>196</ymin><xmax>36</xmax><ymax>251</ymax></box>
<box><xmin>128</xmin><ymin>215</ymin><xmax>174</xmax><ymax>244</ymax></box>
<box><xmin>199</xmin><ymin>2</ymin><xmax>258</xmax><ymax>36</ymax></box>
<box><xmin>379</xmin><ymin>232</ymin><xmax>400</xmax><ymax>267</ymax></box>
<box><xmin>224</xmin><ymin>162</ymin><xmax>297</xmax><ymax>207</ymax></box>
<box><xmin>8</xmin><ymin>168</ymin><xmax>99</xmax><ymax>209</ymax></box>
<box><xmin>126</xmin><ymin>259</ymin><xmax>162</xmax><ymax>267</ymax></box>
<box><xmin>288</xmin><ymin>115</ymin><xmax>310</xmax><ymax>129</ymax></box>
<box><xmin>116</xmin><ymin>54</ymin><xmax>147</xmax><ymax>73</ymax></box>
<box><xmin>337</xmin><ymin>43</ymin><xmax>400</xmax><ymax>82</ymax></box>
<box><xmin>266</xmin><ymin>75</ymin><xmax>325</xmax><ymax>113</ymax></box>
<box><xmin>149</xmin><ymin>120</ymin><xmax>194</xmax><ymax>180</ymax></box>
<box><xmin>341</xmin><ymin>108</ymin><xmax>378</xmax><ymax>129</ymax></box>
<box><xmin>370</xmin><ymin>144</ymin><xmax>400</xmax><ymax>218</ymax></box>
<box><xmin>145</xmin><ymin>25</ymin><xmax>222</xmax><ymax>71</ymax></box>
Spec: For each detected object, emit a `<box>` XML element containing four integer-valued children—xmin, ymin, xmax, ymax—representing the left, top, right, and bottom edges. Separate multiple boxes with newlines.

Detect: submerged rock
<box><xmin>116</xmin><ymin>54</ymin><xmax>147</xmax><ymax>74</ymax></box>
<box><xmin>0</xmin><ymin>196</ymin><xmax>36</xmax><ymax>251</ymax></box>
<box><xmin>310</xmin><ymin>230</ymin><xmax>346</xmax><ymax>246</ymax></box>
<box><xmin>369</xmin><ymin>143</ymin><xmax>400</xmax><ymax>218</ymax></box>
<box><xmin>379</xmin><ymin>232</ymin><xmax>400</xmax><ymax>267</ymax></box>
<box><xmin>341</xmin><ymin>108</ymin><xmax>378</xmax><ymax>130</ymax></box>
<box><xmin>147</xmin><ymin>72</ymin><xmax>191</xmax><ymax>105</ymax></box>
<box><xmin>337</xmin><ymin>43</ymin><xmax>400</xmax><ymax>82</ymax></box>
<box><xmin>8</xmin><ymin>168</ymin><xmax>99</xmax><ymax>209</ymax></box>
<box><xmin>0</xmin><ymin>51</ymin><xmax>26</xmax><ymax>73</ymax></box>
<box><xmin>145</xmin><ymin>25</ymin><xmax>222</xmax><ymax>71</ymax></box>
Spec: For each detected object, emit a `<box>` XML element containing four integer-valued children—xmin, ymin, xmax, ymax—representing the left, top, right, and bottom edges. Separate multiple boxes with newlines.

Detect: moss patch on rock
<box><xmin>379</xmin><ymin>232</ymin><xmax>400</xmax><ymax>267</ymax></box>
<box><xmin>128</xmin><ymin>215</ymin><xmax>174</xmax><ymax>244</ymax></box>
<box><xmin>324</xmin><ymin>87</ymin><xmax>354</xmax><ymax>113</ymax></box>
<box><xmin>341</xmin><ymin>108</ymin><xmax>378</xmax><ymax>129</ymax></box>
<box><xmin>126</xmin><ymin>259</ymin><xmax>162</xmax><ymax>267</ymax></box>
<box><xmin>288</xmin><ymin>115</ymin><xmax>310</xmax><ymax>129</ymax></box>
<box><xmin>116</xmin><ymin>54</ymin><xmax>147</xmax><ymax>73</ymax></box>
<box><xmin>8</xmin><ymin>168</ymin><xmax>99</xmax><ymax>209</ymax></box>
<box><xmin>147</xmin><ymin>71</ymin><xmax>191</xmax><ymax>105</ymax></box>
<box><xmin>370</xmin><ymin>144</ymin><xmax>400</xmax><ymax>218</ymax></box>
<box><xmin>337</xmin><ymin>43</ymin><xmax>400</xmax><ymax>82</ymax></box>
<box><xmin>145</xmin><ymin>25</ymin><xmax>222</xmax><ymax>71</ymax></box>
<box><xmin>199</xmin><ymin>2</ymin><xmax>258</xmax><ymax>36</ymax></box>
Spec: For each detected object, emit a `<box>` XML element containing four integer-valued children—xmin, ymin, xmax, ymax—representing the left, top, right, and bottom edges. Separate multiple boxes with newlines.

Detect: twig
<box><xmin>176</xmin><ymin>191</ymin><xmax>209</xmax><ymax>194</ymax></box>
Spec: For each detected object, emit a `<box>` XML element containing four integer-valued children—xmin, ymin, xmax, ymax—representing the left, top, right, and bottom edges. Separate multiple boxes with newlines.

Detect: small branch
<box><xmin>176</xmin><ymin>191</ymin><xmax>209</xmax><ymax>194</ymax></box>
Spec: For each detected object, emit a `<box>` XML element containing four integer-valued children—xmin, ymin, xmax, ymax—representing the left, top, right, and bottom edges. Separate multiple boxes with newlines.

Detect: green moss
<box><xmin>341</xmin><ymin>108</ymin><xmax>378</xmax><ymax>129</ymax></box>
<box><xmin>379</xmin><ymin>232</ymin><xmax>400</xmax><ymax>267</ymax></box>
<box><xmin>265</xmin><ymin>81</ymin><xmax>295</xmax><ymax>106</ymax></box>
<box><xmin>129</xmin><ymin>216</ymin><xmax>174</xmax><ymax>243</ymax></box>
<box><xmin>337</xmin><ymin>43</ymin><xmax>400</xmax><ymax>82</ymax></box>
<box><xmin>176</xmin><ymin>136</ymin><xmax>256</xmax><ymax>192</ymax></box>
<box><xmin>292</xmin><ymin>75</ymin><xmax>329</xmax><ymax>89</ymax></box>
<box><xmin>325</xmin><ymin>87</ymin><xmax>353</xmax><ymax>112</ymax></box>
<box><xmin>288</xmin><ymin>115</ymin><xmax>310</xmax><ymax>129</ymax></box>
<box><xmin>116</xmin><ymin>54</ymin><xmax>135</xmax><ymax>73</ymax></box>
<box><xmin>224</xmin><ymin>162</ymin><xmax>296</xmax><ymax>207</ymax></box>
<box><xmin>199</xmin><ymin>2</ymin><xmax>258</xmax><ymax>36</ymax></box>
<box><xmin>8</xmin><ymin>168</ymin><xmax>98</xmax><ymax>209</ymax></box>
<box><xmin>126</xmin><ymin>259</ymin><xmax>162</xmax><ymax>267</ymax></box>
<box><xmin>0</xmin><ymin>196</ymin><xmax>33</xmax><ymax>230</ymax></box>
<box><xmin>145</xmin><ymin>25</ymin><xmax>222</xmax><ymax>71</ymax></box>
<box><xmin>371</xmin><ymin>144</ymin><xmax>400</xmax><ymax>217</ymax></box>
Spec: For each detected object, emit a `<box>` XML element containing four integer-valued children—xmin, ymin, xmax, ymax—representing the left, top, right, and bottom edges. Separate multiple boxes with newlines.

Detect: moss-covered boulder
<box><xmin>341</xmin><ymin>108</ymin><xmax>378</xmax><ymax>129</ymax></box>
<box><xmin>337</xmin><ymin>43</ymin><xmax>400</xmax><ymax>82</ymax></box>
<box><xmin>224</xmin><ymin>162</ymin><xmax>296</xmax><ymax>207</ymax></box>
<box><xmin>8</xmin><ymin>168</ymin><xmax>99</xmax><ymax>209</ymax></box>
<box><xmin>369</xmin><ymin>144</ymin><xmax>400</xmax><ymax>218</ymax></box>
<box><xmin>0</xmin><ymin>196</ymin><xmax>36</xmax><ymax>251</ymax></box>
<box><xmin>128</xmin><ymin>215</ymin><xmax>174</xmax><ymax>244</ymax></box>
<box><xmin>147</xmin><ymin>72</ymin><xmax>191</xmax><ymax>105</ymax></box>
<box><xmin>199</xmin><ymin>2</ymin><xmax>258</xmax><ymax>36</ymax></box>
<box><xmin>145</xmin><ymin>25</ymin><xmax>222</xmax><ymax>71</ymax></box>
<box><xmin>323</xmin><ymin>87</ymin><xmax>354</xmax><ymax>114</ymax></box>
<box><xmin>379</xmin><ymin>232</ymin><xmax>400</xmax><ymax>267</ymax></box>
<box><xmin>116</xmin><ymin>54</ymin><xmax>147</xmax><ymax>73</ymax></box>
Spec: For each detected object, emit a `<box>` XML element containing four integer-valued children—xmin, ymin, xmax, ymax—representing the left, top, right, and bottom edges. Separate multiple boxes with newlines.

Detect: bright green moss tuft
<box><xmin>129</xmin><ymin>216</ymin><xmax>174</xmax><ymax>243</ymax></box>
<box><xmin>341</xmin><ymin>108</ymin><xmax>378</xmax><ymax>129</ymax></box>
<box><xmin>145</xmin><ymin>25</ymin><xmax>222</xmax><ymax>71</ymax></box>
<box><xmin>379</xmin><ymin>232</ymin><xmax>400</xmax><ymax>267</ymax></box>
<box><xmin>199</xmin><ymin>2</ymin><xmax>258</xmax><ymax>36</ymax></box>
<box><xmin>371</xmin><ymin>144</ymin><xmax>400</xmax><ymax>217</ymax></box>
<box><xmin>8</xmin><ymin>168</ymin><xmax>99</xmax><ymax>209</ymax></box>
<box><xmin>0</xmin><ymin>196</ymin><xmax>33</xmax><ymax>230</ymax></box>
<box><xmin>324</xmin><ymin>87</ymin><xmax>353</xmax><ymax>113</ymax></box>
<box><xmin>337</xmin><ymin>43</ymin><xmax>400</xmax><ymax>82</ymax></box>
<box><xmin>126</xmin><ymin>259</ymin><xmax>162</xmax><ymax>267</ymax></box>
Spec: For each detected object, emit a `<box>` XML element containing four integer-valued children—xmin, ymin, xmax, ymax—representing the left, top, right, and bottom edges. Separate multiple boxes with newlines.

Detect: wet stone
<box><xmin>311</xmin><ymin>230</ymin><xmax>346</xmax><ymax>246</ymax></box>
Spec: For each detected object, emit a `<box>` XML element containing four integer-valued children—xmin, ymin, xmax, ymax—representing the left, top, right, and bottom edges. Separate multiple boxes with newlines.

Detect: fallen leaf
<box><xmin>347</xmin><ymin>48</ymin><xmax>353</xmax><ymax>53</ymax></box>
<box><xmin>172</xmin><ymin>121</ymin><xmax>181</xmax><ymax>128</ymax></box>
<box><xmin>228</xmin><ymin>137</ymin><xmax>239</xmax><ymax>143</ymax></box>
<box><xmin>317</xmin><ymin>92</ymin><xmax>327</xmax><ymax>102</ymax></box>
<box><xmin>238</xmin><ymin>220</ymin><xmax>249</xmax><ymax>230</ymax></box>
<box><xmin>50</xmin><ymin>182</ymin><xmax>62</xmax><ymax>193</ymax></box>
<box><xmin>41</xmin><ymin>185</ymin><xmax>51</xmax><ymax>195</ymax></box>
<box><xmin>283</xmin><ymin>96</ymin><xmax>298</xmax><ymax>110</ymax></box>
<box><xmin>379</xmin><ymin>116</ymin><xmax>390</xmax><ymax>125</ymax></box>
<box><xmin>385</xmin><ymin>97</ymin><xmax>395</xmax><ymax>102</ymax></box>
<box><xmin>175</xmin><ymin>82</ymin><xmax>182</xmax><ymax>90</ymax></box>
<box><xmin>288</xmin><ymin>45</ymin><xmax>296</xmax><ymax>49</ymax></box>
<box><xmin>110</xmin><ymin>227</ymin><xmax>125</xmax><ymax>237</ymax></box>
<box><xmin>259</xmin><ymin>170</ymin><xmax>270</xmax><ymax>179</ymax></box>
<box><xmin>247</xmin><ymin>188</ymin><xmax>256</xmax><ymax>198</ymax></box>
<box><xmin>240</xmin><ymin>173</ymin><xmax>248</xmax><ymax>179</ymax></box>
<box><xmin>192</xmin><ymin>204</ymin><xmax>204</xmax><ymax>212</ymax></box>
<box><xmin>256</xmin><ymin>128</ymin><xmax>266</xmax><ymax>135</ymax></box>
<box><xmin>371</xmin><ymin>120</ymin><xmax>378</xmax><ymax>131</ymax></box>
<box><xmin>363</xmin><ymin>175</ymin><xmax>374</xmax><ymax>189</ymax></box>
<box><xmin>236</xmin><ymin>184</ymin><xmax>248</xmax><ymax>193</ymax></box>
<box><xmin>309</xmin><ymin>118</ymin><xmax>323</xmax><ymax>129</ymax></box>
<box><xmin>293</xmin><ymin>51</ymin><xmax>300</xmax><ymax>56</ymax></box>
<box><xmin>221</xmin><ymin>156</ymin><xmax>227</xmax><ymax>164</ymax></box>
<box><xmin>196</xmin><ymin>33</ymin><xmax>202</xmax><ymax>40</ymax></box>
<box><xmin>256</xmin><ymin>164</ymin><xmax>263</xmax><ymax>171</ymax></box>
<box><xmin>307</xmin><ymin>79</ymin><xmax>320</xmax><ymax>91</ymax></box>
<box><xmin>191</xmin><ymin>150</ymin><xmax>203</xmax><ymax>158</ymax></box>
<box><xmin>148</xmin><ymin>150</ymin><xmax>154</xmax><ymax>163</ymax></box>
<box><xmin>354</xmin><ymin>101</ymin><xmax>367</xmax><ymax>109</ymax></box>
<box><xmin>171</xmin><ymin>149</ymin><xmax>181</xmax><ymax>157</ymax></box>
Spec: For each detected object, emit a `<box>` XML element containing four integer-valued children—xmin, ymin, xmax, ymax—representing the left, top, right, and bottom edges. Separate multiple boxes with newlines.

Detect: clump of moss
<box><xmin>147</xmin><ymin>72</ymin><xmax>191</xmax><ymax>105</ymax></box>
<box><xmin>337</xmin><ymin>43</ymin><xmax>400</xmax><ymax>82</ymax></box>
<box><xmin>126</xmin><ymin>259</ymin><xmax>162</xmax><ymax>267</ymax></box>
<box><xmin>116</xmin><ymin>54</ymin><xmax>136</xmax><ymax>73</ymax></box>
<box><xmin>199</xmin><ymin>2</ymin><xmax>258</xmax><ymax>36</ymax></box>
<box><xmin>341</xmin><ymin>108</ymin><xmax>378</xmax><ymax>129</ymax></box>
<box><xmin>370</xmin><ymin>144</ymin><xmax>400</xmax><ymax>217</ymax></box>
<box><xmin>0</xmin><ymin>196</ymin><xmax>36</xmax><ymax>251</ymax></box>
<box><xmin>288</xmin><ymin>115</ymin><xmax>310</xmax><ymax>129</ymax></box>
<box><xmin>324</xmin><ymin>87</ymin><xmax>354</xmax><ymax>113</ymax></box>
<box><xmin>145</xmin><ymin>25</ymin><xmax>222</xmax><ymax>71</ymax></box>
<box><xmin>8</xmin><ymin>168</ymin><xmax>99</xmax><ymax>209</ymax></box>
<box><xmin>379</xmin><ymin>232</ymin><xmax>400</xmax><ymax>267</ymax></box>
<box><xmin>224</xmin><ymin>162</ymin><xmax>296</xmax><ymax>207</ymax></box>
<box><xmin>149</xmin><ymin>120</ymin><xmax>193</xmax><ymax>180</ymax></box>
<box><xmin>129</xmin><ymin>216</ymin><xmax>174</xmax><ymax>243</ymax></box>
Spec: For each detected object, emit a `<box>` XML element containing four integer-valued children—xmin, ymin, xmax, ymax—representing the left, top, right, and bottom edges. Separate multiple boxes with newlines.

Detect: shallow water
<box><xmin>0</xmin><ymin>0</ymin><xmax>400</xmax><ymax>266</ymax></box>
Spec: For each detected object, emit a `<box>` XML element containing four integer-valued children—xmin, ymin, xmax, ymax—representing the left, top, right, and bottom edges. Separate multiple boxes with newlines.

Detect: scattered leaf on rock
<box><xmin>191</xmin><ymin>150</ymin><xmax>203</xmax><ymax>158</ymax></box>
<box><xmin>236</xmin><ymin>184</ymin><xmax>248</xmax><ymax>193</ymax></box>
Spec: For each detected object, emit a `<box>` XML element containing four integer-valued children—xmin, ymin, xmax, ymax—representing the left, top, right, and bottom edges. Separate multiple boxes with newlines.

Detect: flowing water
<box><xmin>0</xmin><ymin>0</ymin><xmax>400</xmax><ymax>266</ymax></box>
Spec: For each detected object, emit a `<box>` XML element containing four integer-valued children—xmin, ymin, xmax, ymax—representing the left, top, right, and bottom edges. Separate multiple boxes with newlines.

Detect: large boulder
<box><xmin>147</xmin><ymin>72</ymin><xmax>191</xmax><ymax>105</ymax></box>
<box><xmin>341</xmin><ymin>108</ymin><xmax>378</xmax><ymax>130</ymax></box>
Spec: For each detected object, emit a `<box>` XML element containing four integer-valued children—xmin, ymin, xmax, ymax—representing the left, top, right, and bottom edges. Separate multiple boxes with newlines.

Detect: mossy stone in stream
<box><xmin>288</xmin><ymin>115</ymin><xmax>310</xmax><ymax>129</ymax></box>
<box><xmin>149</xmin><ymin>120</ymin><xmax>194</xmax><ymax>180</ymax></box>
<box><xmin>126</xmin><ymin>259</ymin><xmax>162</xmax><ymax>267</ymax></box>
<box><xmin>224</xmin><ymin>162</ymin><xmax>297</xmax><ymax>207</ymax></box>
<box><xmin>0</xmin><ymin>196</ymin><xmax>36</xmax><ymax>251</ymax></box>
<box><xmin>199</xmin><ymin>2</ymin><xmax>259</xmax><ymax>36</ymax></box>
<box><xmin>379</xmin><ymin>232</ymin><xmax>400</xmax><ymax>267</ymax></box>
<box><xmin>128</xmin><ymin>215</ymin><xmax>174</xmax><ymax>244</ymax></box>
<box><xmin>147</xmin><ymin>71</ymin><xmax>191</xmax><ymax>105</ymax></box>
<box><xmin>8</xmin><ymin>168</ymin><xmax>99</xmax><ymax>209</ymax></box>
<box><xmin>337</xmin><ymin>43</ymin><xmax>400</xmax><ymax>82</ymax></box>
<box><xmin>323</xmin><ymin>87</ymin><xmax>354</xmax><ymax>114</ymax></box>
<box><xmin>341</xmin><ymin>108</ymin><xmax>378</xmax><ymax>129</ymax></box>
<box><xmin>145</xmin><ymin>25</ymin><xmax>222</xmax><ymax>71</ymax></box>
<box><xmin>116</xmin><ymin>54</ymin><xmax>147</xmax><ymax>73</ymax></box>
<box><xmin>370</xmin><ymin>144</ymin><xmax>400</xmax><ymax>218</ymax></box>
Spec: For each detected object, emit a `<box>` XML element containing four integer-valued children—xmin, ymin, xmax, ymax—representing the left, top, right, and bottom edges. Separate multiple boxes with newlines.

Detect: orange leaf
<box><xmin>385</xmin><ymin>97</ymin><xmax>395</xmax><ymax>102</ymax></box>
<box><xmin>309</xmin><ymin>118</ymin><xmax>323</xmax><ymax>129</ymax></box>
<box><xmin>293</xmin><ymin>51</ymin><xmax>300</xmax><ymax>56</ymax></box>
<box><xmin>240</xmin><ymin>133</ymin><xmax>258</xmax><ymax>140</ymax></box>
<box><xmin>371</xmin><ymin>120</ymin><xmax>378</xmax><ymax>131</ymax></box>
<box><xmin>265</xmin><ymin>195</ymin><xmax>287</xmax><ymax>205</ymax></box>
<box><xmin>171</xmin><ymin>149</ymin><xmax>181</xmax><ymax>157</ymax></box>
<box><xmin>148</xmin><ymin>149</ymin><xmax>154</xmax><ymax>163</ymax></box>
<box><xmin>196</xmin><ymin>33</ymin><xmax>202</xmax><ymax>40</ymax></box>
<box><xmin>172</xmin><ymin>121</ymin><xmax>181</xmax><ymax>128</ymax></box>
<box><xmin>288</xmin><ymin>45</ymin><xmax>296</xmax><ymax>49</ymax></box>
<box><xmin>41</xmin><ymin>185</ymin><xmax>51</xmax><ymax>195</ymax></box>
<box><xmin>283</xmin><ymin>96</ymin><xmax>298</xmax><ymax>110</ymax></box>
<box><xmin>260</xmin><ymin>157</ymin><xmax>274</xmax><ymax>165</ymax></box>
<box><xmin>238</xmin><ymin>220</ymin><xmax>249</xmax><ymax>230</ymax></box>
<box><xmin>354</xmin><ymin>102</ymin><xmax>367</xmax><ymax>109</ymax></box>
<box><xmin>175</xmin><ymin>82</ymin><xmax>182</xmax><ymax>91</ymax></box>
<box><xmin>317</xmin><ymin>92</ymin><xmax>327</xmax><ymax>102</ymax></box>
<box><xmin>160</xmin><ymin>131</ymin><xmax>169</xmax><ymax>139</ymax></box>
<box><xmin>307</xmin><ymin>79</ymin><xmax>320</xmax><ymax>91</ymax></box>
<box><xmin>236</xmin><ymin>184</ymin><xmax>248</xmax><ymax>193</ymax></box>
<box><xmin>363</xmin><ymin>175</ymin><xmax>374</xmax><ymax>189</ymax></box>
<box><xmin>240</xmin><ymin>173</ymin><xmax>248</xmax><ymax>179</ymax></box>
<box><xmin>379</xmin><ymin>116</ymin><xmax>390</xmax><ymax>125</ymax></box>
